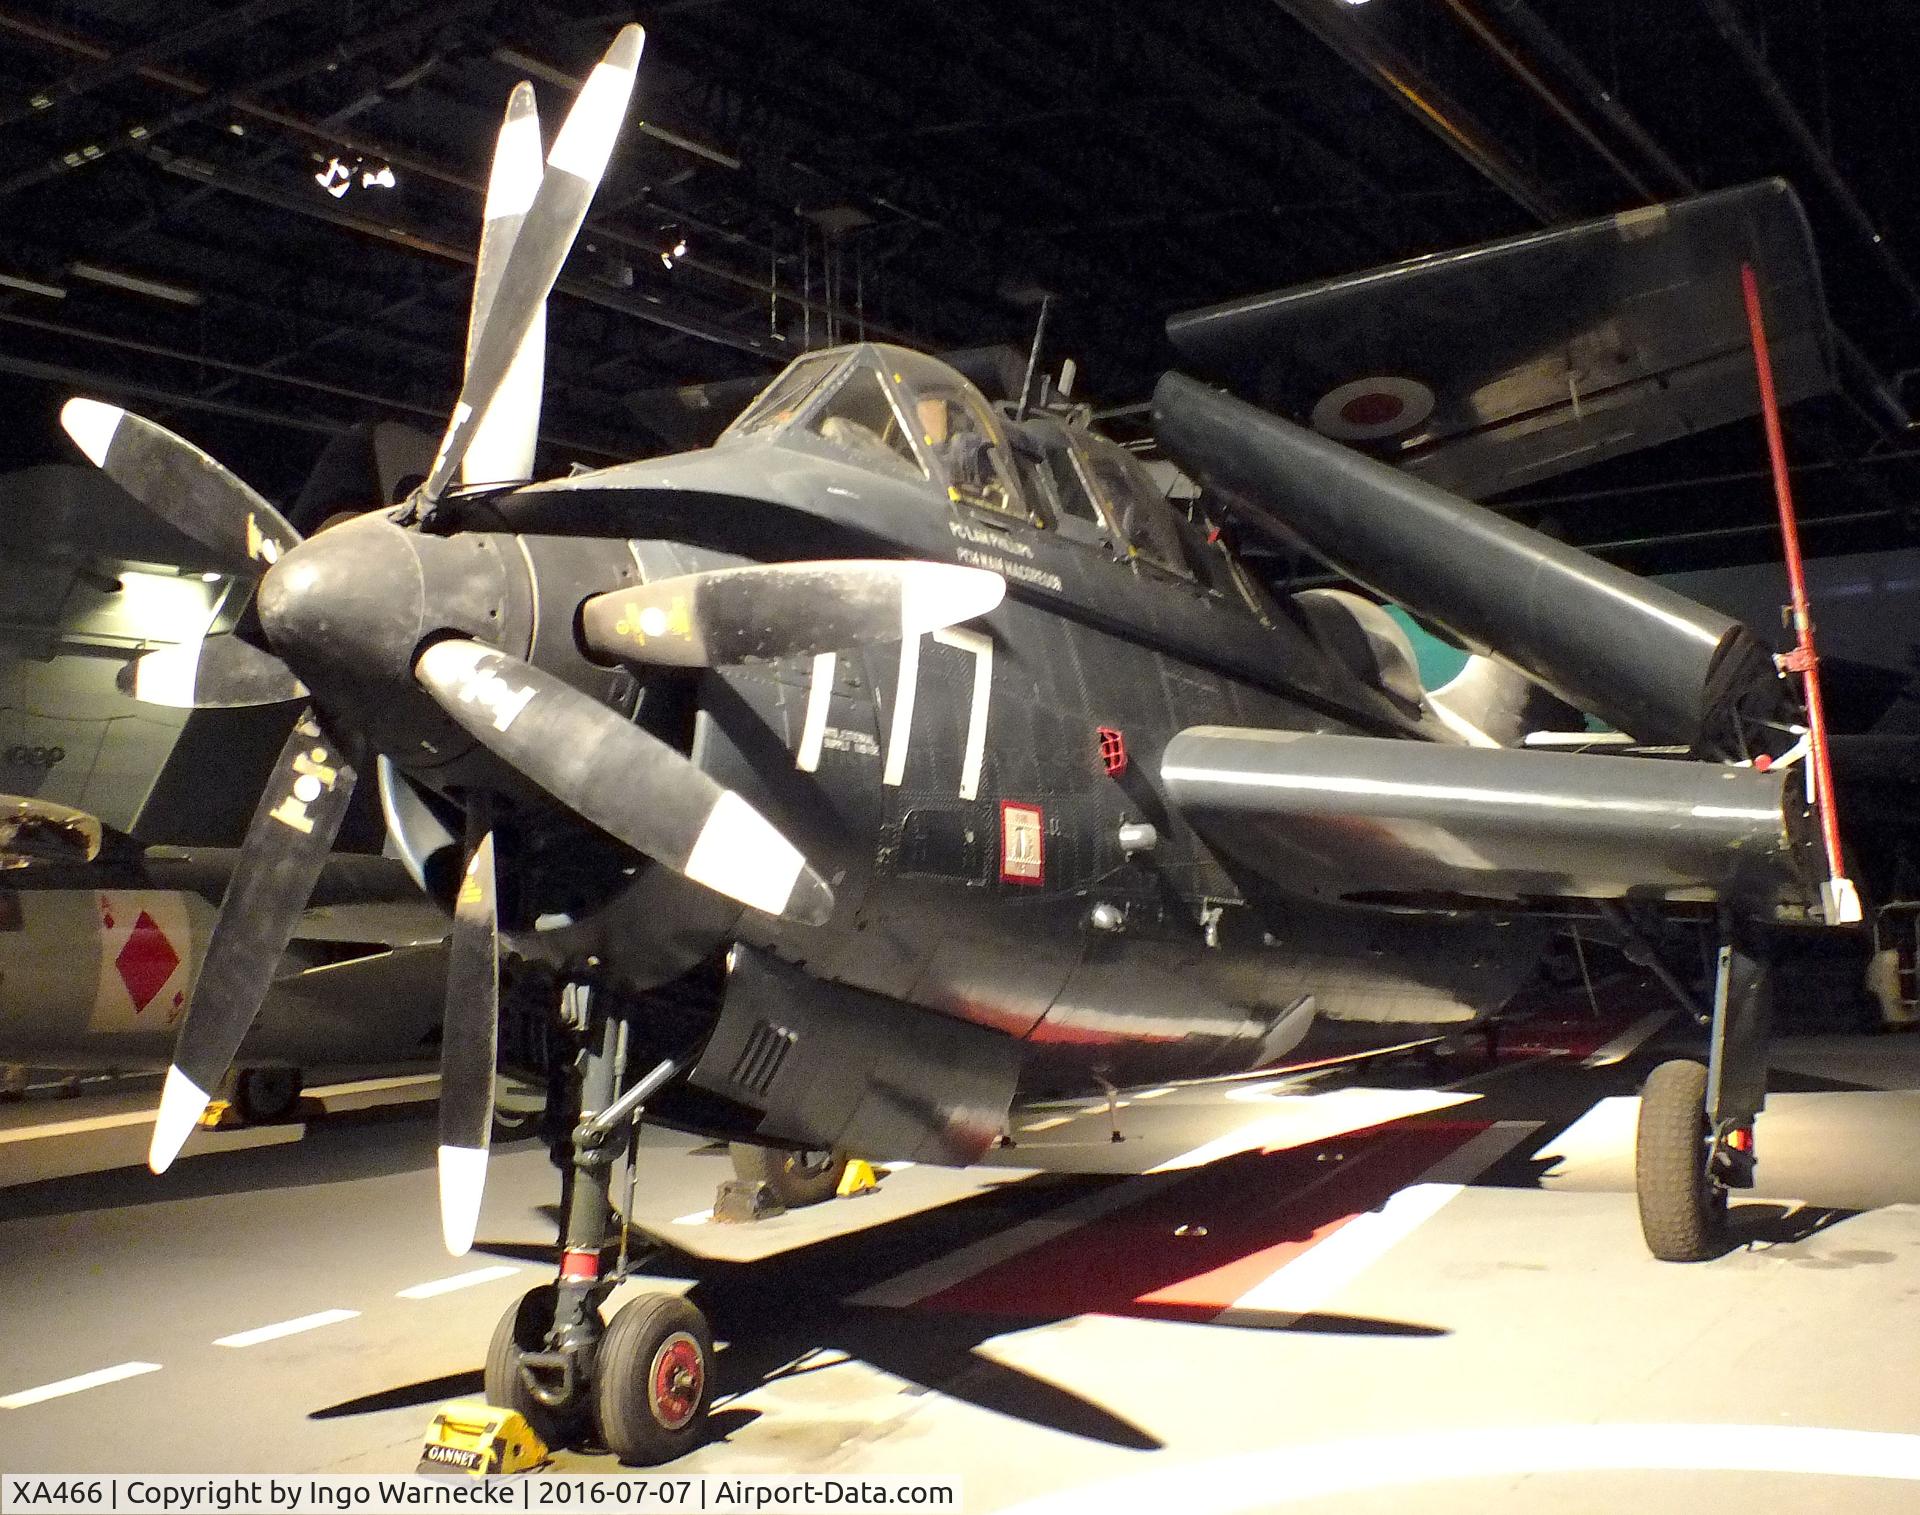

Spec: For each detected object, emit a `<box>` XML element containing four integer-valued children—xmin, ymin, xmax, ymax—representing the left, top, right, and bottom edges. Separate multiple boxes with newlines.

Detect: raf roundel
<box><xmin>1309</xmin><ymin>375</ymin><xmax>1436</xmax><ymax>443</ymax></box>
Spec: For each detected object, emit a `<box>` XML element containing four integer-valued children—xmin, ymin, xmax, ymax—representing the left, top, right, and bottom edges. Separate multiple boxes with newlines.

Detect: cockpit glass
<box><xmin>1078</xmin><ymin>435</ymin><xmax>1194</xmax><ymax>578</ymax></box>
<box><xmin>807</xmin><ymin>367</ymin><xmax>927</xmax><ymax>479</ymax></box>
<box><xmin>725</xmin><ymin>351</ymin><xmax>844</xmax><ymax>438</ymax></box>
<box><xmin>914</xmin><ymin>386</ymin><xmax>1022</xmax><ymax>517</ymax></box>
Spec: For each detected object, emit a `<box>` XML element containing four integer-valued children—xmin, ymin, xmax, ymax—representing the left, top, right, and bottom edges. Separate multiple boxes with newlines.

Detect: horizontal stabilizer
<box><xmin>1163</xmin><ymin>727</ymin><xmax>1818</xmax><ymax>909</ymax></box>
<box><xmin>1166</xmin><ymin>180</ymin><xmax>1835</xmax><ymax>498</ymax></box>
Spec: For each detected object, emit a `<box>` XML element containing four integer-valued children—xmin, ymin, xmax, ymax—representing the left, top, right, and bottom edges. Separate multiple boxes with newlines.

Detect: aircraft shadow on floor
<box><xmin>0</xmin><ymin>1102</ymin><xmax>451</xmax><ymax>1221</ymax></box>
<box><xmin>469</xmin><ymin>1169</ymin><xmax>1449</xmax><ymax>1457</ymax></box>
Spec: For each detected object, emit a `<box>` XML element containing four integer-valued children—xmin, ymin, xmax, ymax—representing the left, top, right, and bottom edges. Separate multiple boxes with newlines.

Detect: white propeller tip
<box><xmin>437</xmin><ymin>1143</ymin><xmax>489</xmax><ymax>1256</ymax></box>
<box><xmin>900</xmin><ymin>564</ymin><xmax>1007</xmax><ymax>638</ymax></box>
<box><xmin>61</xmin><ymin>397</ymin><xmax>124</xmax><ymax>468</ymax></box>
<box><xmin>127</xmin><ymin>643</ymin><xmax>200</xmax><ymax>708</ymax></box>
<box><xmin>684</xmin><ymin>789</ymin><xmax>808</xmax><ymax>920</ymax></box>
<box><xmin>149</xmin><ymin>1065</ymin><xmax>212</xmax><ymax>1174</ymax></box>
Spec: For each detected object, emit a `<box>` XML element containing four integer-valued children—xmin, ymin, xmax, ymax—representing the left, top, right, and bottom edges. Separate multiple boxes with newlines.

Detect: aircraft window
<box><xmin>1078</xmin><ymin>437</ymin><xmax>1194</xmax><ymax>579</ymax></box>
<box><xmin>915</xmin><ymin>387</ymin><xmax>1023</xmax><ymax>518</ymax></box>
<box><xmin>807</xmin><ymin>368</ymin><xmax>927</xmax><ymax>479</ymax></box>
<box><xmin>727</xmin><ymin>351</ymin><xmax>844</xmax><ymax>438</ymax></box>
<box><xmin>1042</xmin><ymin>445</ymin><xmax>1104</xmax><ymax>527</ymax></box>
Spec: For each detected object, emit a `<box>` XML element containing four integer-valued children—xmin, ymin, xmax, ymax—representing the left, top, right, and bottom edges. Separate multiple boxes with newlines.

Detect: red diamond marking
<box><xmin>116</xmin><ymin>911</ymin><xmax>181</xmax><ymax>1015</ymax></box>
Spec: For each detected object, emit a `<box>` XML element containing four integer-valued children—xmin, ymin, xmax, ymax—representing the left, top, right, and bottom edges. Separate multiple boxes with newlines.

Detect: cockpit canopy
<box><xmin>720</xmin><ymin>342</ymin><xmax>1203</xmax><ymax>580</ymax></box>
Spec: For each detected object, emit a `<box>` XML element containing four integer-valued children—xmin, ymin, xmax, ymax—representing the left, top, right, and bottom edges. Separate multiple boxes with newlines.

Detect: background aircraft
<box><xmin>0</xmin><ymin>415</ymin><xmax>446</xmax><ymax>1119</ymax></box>
<box><xmin>48</xmin><ymin>27</ymin><xmax>1911</xmax><ymax>1467</ymax></box>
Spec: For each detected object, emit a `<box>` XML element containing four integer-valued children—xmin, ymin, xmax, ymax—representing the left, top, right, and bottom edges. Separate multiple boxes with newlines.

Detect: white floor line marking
<box><xmin>396</xmin><ymin>1265</ymin><xmax>521</xmax><ymax>1299</ymax></box>
<box><xmin>1228</xmin><ymin>1182</ymin><xmax>1463</xmax><ymax>1319</ymax></box>
<box><xmin>994</xmin><ymin>1424</ymin><xmax>1920</xmax><ymax>1515</ymax></box>
<box><xmin>850</xmin><ymin>1173</ymin><xmax>1186</xmax><ymax>1308</ymax></box>
<box><xmin>1019</xmin><ymin>1116</ymin><xmax>1073</xmax><ymax>1133</ymax></box>
<box><xmin>1150</xmin><ymin>1090</ymin><xmax>1478</xmax><ymax>1172</ymax></box>
<box><xmin>1</xmin><ymin>1361</ymin><xmax>161</xmax><ymax>1410</ymax></box>
<box><xmin>213</xmin><ymin>1308</ymin><xmax>359</xmax><ymax>1348</ymax></box>
<box><xmin>1223</xmin><ymin>1120</ymin><xmax>1537</xmax><ymax>1324</ymax></box>
<box><xmin>671</xmin><ymin>1208</ymin><xmax>714</xmax><ymax>1227</ymax></box>
<box><xmin>1132</xmin><ymin>1088</ymin><xmax>1174</xmax><ymax>1100</ymax></box>
<box><xmin>1583</xmin><ymin>1006</ymin><xmax>1678</xmax><ymax>1067</ymax></box>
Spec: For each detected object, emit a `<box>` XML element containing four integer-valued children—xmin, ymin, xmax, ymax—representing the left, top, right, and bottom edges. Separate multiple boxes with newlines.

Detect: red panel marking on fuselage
<box><xmin>916</xmin><ymin>1120</ymin><xmax>1487</xmax><ymax>1322</ymax></box>
<box><xmin>115</xmin><ymin>910</ymin><xmax>182</xmax><ymax>1014</ymax></box>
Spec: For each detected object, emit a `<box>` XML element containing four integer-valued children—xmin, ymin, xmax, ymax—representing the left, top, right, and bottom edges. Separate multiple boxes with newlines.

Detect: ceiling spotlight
<box><xmin>659</xmin><ymin>237</ymin><xmax>689</xmax><ymax>270</ymax></box>
<box><xmin>360</xmin><ymin>163</ymin><xmax>396</xmax><ymax>190</ymax></box>
<box><xmin>315</xmin><ymin>157</ymin><xmax>351</xmax><ymax>197</ymax></box>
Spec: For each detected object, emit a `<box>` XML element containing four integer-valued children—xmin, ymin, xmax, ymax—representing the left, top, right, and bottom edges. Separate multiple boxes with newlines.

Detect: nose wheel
<box><xmin>481</xmin><ymin>979</ymin><xmax>712</xmax><ymax>1463</ymax></box>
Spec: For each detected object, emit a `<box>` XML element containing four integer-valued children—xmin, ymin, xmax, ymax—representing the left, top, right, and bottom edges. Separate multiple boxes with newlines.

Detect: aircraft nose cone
<box><xmin>256</xmin><ymin>515</ymin><xmax>426</xmax><ymax>690</ymax></box>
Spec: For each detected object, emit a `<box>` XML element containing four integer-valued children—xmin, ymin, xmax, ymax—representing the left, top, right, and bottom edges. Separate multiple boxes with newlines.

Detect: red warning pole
<box><xmin>1740</xmin><ymin>261</ymin><xmax>1858</xmax><ymax>923</ymax></box>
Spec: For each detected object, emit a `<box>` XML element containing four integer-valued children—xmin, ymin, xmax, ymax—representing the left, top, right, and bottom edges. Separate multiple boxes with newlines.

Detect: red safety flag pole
<box><xmin>1740</xmin><ymin>261</ymin><xmax>1860</xmax><ymax>924</ymax></box>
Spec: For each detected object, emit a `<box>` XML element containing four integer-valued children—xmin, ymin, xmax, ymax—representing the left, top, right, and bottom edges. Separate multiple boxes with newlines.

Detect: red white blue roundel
<box><xmin>1310</xmin><ymin>376</ymin><xmax>1435</xmax><ymax>442</ymax></box>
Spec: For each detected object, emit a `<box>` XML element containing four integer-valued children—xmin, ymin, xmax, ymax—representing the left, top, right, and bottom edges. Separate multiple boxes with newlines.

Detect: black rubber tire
<box><xmin>233</xmin><ymin>1066</ymin><xmax>303</xmax><ymax>1123</ymax></box>
<box><xmin>728</xmin><ymin>1142</ymin><xmax>848</xmax><ymax>1208</ymax></box>
<box><xmin>1636</xmin><ymin>1059</ymin><xmax>1728</xmax><ymax>1262</ymax></box>
<box><xmin>594</xmin><ymin>1292</ymin><xmax>714</xmax><ymax>1465</ymax></box>
<box><xmin>484</xmin><ymin>1285</ymin><xmax>579</xmax><ymax>1448</ymax></box>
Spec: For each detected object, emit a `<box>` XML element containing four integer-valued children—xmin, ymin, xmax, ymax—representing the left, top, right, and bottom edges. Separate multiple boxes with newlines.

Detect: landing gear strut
<box><xmin>483</xmin><ymin>980</ymin><xmax>710</xmax><ymax>1462</ymax></box>
<box><xmin>1635</xmin><ymin>927</ymin><xmax>1771</xmax><ymax>1262</ymax></box>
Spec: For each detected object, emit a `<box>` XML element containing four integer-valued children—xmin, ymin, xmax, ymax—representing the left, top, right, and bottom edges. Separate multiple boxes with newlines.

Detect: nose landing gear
<box><xmin>482</xmin><ymin>980</ymin><xmax>712</xmax><ymax>1462</ymax></box>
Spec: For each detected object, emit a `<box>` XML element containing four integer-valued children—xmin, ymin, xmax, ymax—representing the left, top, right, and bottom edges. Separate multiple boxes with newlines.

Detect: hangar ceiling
<box><xmin>1</xmin><ymin>0</ymin><xmax>1918</xmax><ymax>581</ymax></box>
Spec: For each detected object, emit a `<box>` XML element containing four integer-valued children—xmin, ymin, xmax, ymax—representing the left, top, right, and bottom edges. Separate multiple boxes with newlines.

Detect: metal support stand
<box><xmin>1704</xmin><ymin>925</ymin><xmax>1772</xmax><ymax>1189</ymax></box>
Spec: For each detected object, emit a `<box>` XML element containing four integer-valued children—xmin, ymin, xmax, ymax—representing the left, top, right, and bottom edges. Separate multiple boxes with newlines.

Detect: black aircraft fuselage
<box><xmin>281</xmin><ymin>341</ymin><xmax>1540</xmax><ymax>1133</ymax></box>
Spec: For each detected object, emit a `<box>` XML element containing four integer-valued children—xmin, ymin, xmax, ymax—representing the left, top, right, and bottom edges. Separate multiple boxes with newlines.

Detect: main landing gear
<box><xmin>1635</xmin><ymin>928</ymin><xmax>1770</xmax><ymax>1262</ymax></box>
<box><xmin>484</xmin><ymin>980</ymin><xmax>713</xmax><ymax>1463</ymax></box>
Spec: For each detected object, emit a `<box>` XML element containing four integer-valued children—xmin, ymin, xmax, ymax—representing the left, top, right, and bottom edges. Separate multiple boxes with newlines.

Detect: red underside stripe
<box><xmin>559</xmin><ymin>1249</ymin><xmax>599</xmax><ymax>1280</ymax></box>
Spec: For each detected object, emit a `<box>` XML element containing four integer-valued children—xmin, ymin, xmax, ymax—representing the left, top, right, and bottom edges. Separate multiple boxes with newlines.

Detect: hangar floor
<box><xmin>5</xmin><ymin>994</ymin><xmax>1920</xmax><ymax>1512</ymax></box>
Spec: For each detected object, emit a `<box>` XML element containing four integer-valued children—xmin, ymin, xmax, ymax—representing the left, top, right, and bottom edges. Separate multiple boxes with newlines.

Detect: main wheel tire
<box><xmin>594</xmin><ymin>1292</ymin><xmax>714</xmax><ymax>1465</ymax></box>
<box><xmin>485</xmin><ymin>1285</ymin><xmax>580</xmax><ymax>1447</ymax></box>
<box><xmin>1636</xmin><ymin>1058</ymin><xmax>1729</xmax><ymax>1262</ymax></box>
<box><xmin>233</xmin><ymin>1066</ymin><xmax>303</xmax><ymax>1123</ymax></box>
<box><xmin>728</xmin><ymin>1143</ymin><xmax>848</xmax><ymax>1208</ymax></box>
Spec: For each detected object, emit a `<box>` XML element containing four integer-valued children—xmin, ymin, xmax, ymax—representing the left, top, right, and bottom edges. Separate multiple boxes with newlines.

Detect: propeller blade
<box><xmin>414</xmin><ymin>638</ymin><xmax>833</xmax><ymax>925</ymax></box>
<box><xmin>437</xmin><ymin>815</ymin><xmax>499</xmax><ymax>1256</ymax></box>
<box><xmin>60</xmin><ymin>399</ymin><xmax>301</xmax><ymax>575</ymax></box>
<box><xmin>580</xmin><ymin>560</ymin><xmax>1006</xmax><ymax>669</ymax></box>
<box><xmin>419</xmin><ymin>24</ymin><xmax>642</xmax><ymax>505</ymax></box>
<box><xmin>120</xmin><ymin>634</ymin><xmax>307</xmax><ymax>709</ymax></box>
<box><xmin>462</xmin><ymin>81</ymin><xmax>545</xmax><ymax>488</ymax></box>
<box><xmin>149</xmin><ymin>712</ymin><xmax>357</xmax><ymax>1173</ymax></box>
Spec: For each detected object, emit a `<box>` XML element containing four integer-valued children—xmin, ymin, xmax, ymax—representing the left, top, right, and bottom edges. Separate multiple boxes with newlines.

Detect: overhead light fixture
<box><xmin>660</xmin><ymin>237</ymin><xmax>688</xmax><ymax>270</ymax></box>
<box><xmin>315</xmin><ymin>155</ymin><xmax>396</xmax><ymax>197</ymax></box>
<box><xmin>68</xmin><ymin>261</ymin><xmax>202</xmax><ymax>306</ymax></box>
<box><xmin>0</xmin><ymin>271</ymin><xmax>65</xmax><ymax>299</ymax></box>
<box><xmin>316</xmin><ymin>156</ymin><xmax>352</xmax><ymax>197</ymax></box>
